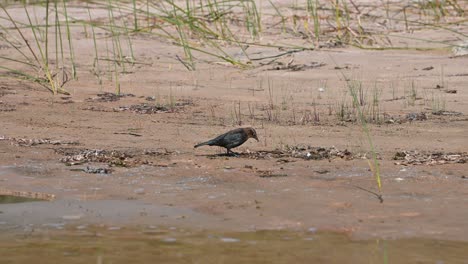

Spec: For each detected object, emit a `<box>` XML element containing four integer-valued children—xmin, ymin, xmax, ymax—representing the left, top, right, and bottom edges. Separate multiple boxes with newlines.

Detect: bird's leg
<box><xmin>227</xmin><ymin>149</ymin><xmax>239</xmax><ymax>157</ymax></box>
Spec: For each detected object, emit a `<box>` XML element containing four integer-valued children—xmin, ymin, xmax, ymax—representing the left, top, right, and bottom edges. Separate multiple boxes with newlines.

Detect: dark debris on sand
<box><xmin>393</xmin><ymin>150</ymin><xmax>467</xmax><ymax>166</ymax></box>
<box><xmin>87</xmin><ymin>92</ymin><xmax>135</xmax><ymax>102</ymax></box>
<box><xmin>116</xmin><ymin>104</ymin><xmax>171</xmax><ymax>114</ymax></box>
<box><xmin>384</xmin><ymin>111</ymin><xmax>464</xmax><ymax>124</ymax></box>
<box><xmin>116</xmin><ymin>100</ymin><xmax>193</xmax><ymax>114</ymax></box>
<box><xmin>57</xmin><ymin>148</ymin><xmax>174</xmax><ymax>167</ymax></box>
<box><xmin>70</xmin><ymin>166</ymin><xmax>113</xmax><ymax>174</ymax></box>
<box><xmin>257</xmin><ymin>170</ymin><xmax>288</xmax><ymax>178</ymax></box>
<box><xmin>0</xmin><ymin>136</ymin><xmax>79</xmax><ymax>147</ymax></box>
<box><xmin>405</xmin><ymin>112</ymin><xmax>428</xmax><ymax>122</ymax></box>
<box><xmin>267</xmin><ymin>61</ymin><xmax>326</xmax><ymax>71</ymax></box>
<box><xmin>432</xmin><ymin>110</ymin><xmax>463</xmax><ymax>116</ymax></box>
<box><xmin>227</xmin><ymin>145</ymin><xmax>364</xmax><ymax>161</ymax></box>
<box><xmin>0</xmin><ymin>102</ymin><xmax>16</xmax><ymax>112</ymax></box>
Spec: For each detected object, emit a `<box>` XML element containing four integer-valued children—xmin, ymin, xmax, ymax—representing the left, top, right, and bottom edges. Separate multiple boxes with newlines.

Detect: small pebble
<box><xmin>42</xmin><ymin>223</ymin><xmax>65</xmax><ymax>229</ymax></box>
<box><xmin>62</xmin><ymin>214</ymin><xmax>83</xmax><ymax>220</ymax></box>
<box><xmin>220</xmin><ymin>237</ymin><xmax>240</xmax><ymax>243</ymax></box>
<box><xmin>134</xmin><ymin>188</ymin><xmax>145</xmax><ymax>194</ymax></box>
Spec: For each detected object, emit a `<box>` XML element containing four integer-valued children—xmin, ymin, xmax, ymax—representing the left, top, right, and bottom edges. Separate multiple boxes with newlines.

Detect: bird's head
<box><xmin>246</xmin><ymin>127</ymin><xmax>259</xmax><ymax>141</ymax></box>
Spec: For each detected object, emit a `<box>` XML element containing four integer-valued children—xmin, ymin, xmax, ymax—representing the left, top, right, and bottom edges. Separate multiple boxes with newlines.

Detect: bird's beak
<box><xmin>254</xmin><ymin>135</ymin><xmax>259</xmax><ymax>141</ymax></box>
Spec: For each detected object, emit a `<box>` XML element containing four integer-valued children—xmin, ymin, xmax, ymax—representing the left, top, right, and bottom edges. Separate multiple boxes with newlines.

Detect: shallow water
<box><xmin>1</xmin><ymin>226</ymin><xmax>467</xmax><ymax>264</ymax></box>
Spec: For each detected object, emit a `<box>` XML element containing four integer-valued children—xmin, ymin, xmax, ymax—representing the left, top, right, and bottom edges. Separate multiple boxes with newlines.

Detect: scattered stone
<box><xmin>445</xmin><ymin>89</ymin><xmax>457</xmax><ymax>94</ymax></box>
<box><xmin>422</xmin><ymin>66</ymin><xmax>434</xmax><ymax>71</ymax></box>
<box><xmin>393</xmin><ymin>150</ymin><xmax>467</xmax><ymax>166</ymax></box>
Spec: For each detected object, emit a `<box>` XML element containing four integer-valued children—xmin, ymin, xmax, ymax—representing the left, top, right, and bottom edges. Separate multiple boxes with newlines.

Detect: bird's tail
<box><xmin>194</xmin><ymin>140</ymin><xmax>212</xmax><ymax>148</ymax></box>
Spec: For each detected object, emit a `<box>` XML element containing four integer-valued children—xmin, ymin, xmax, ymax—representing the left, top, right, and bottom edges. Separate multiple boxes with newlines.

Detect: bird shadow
<box><xmin>195</xmin><ymin>150</ymin><xmax>281</xmax><ymax>159</ymax></box>
<box><xmin>196</xmin><ymin>153</ymin><xmax>242</xmax><ymax>158</ymax></box>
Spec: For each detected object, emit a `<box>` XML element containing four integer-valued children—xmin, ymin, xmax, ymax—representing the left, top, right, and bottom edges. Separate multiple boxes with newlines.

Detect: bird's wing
<box><xmin>221</xmin><ymin>131</ymin><xmax>245</xmax><ymax>148</ymax></box>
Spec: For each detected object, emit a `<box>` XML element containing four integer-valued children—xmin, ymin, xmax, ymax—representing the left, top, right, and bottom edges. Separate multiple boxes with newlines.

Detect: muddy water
<box><xmin>1</xmin><ymin>165</ymin><xmax>468</xmax><ymax>263</ymax></box>
<box><xmin>0</xmin><ymin>195</ymin><xmax>43</xmax><ymax>204</ymax></box>
<box><xmin>0</xmin><ymin>226</ymin><xmax>467</xmax><ymax>264</ymax></box>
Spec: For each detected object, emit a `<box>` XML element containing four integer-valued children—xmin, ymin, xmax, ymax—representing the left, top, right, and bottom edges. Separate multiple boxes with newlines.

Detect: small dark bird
<box><xmin>194</xmin><ymin>127</ymin><xmax>259</xmax><ymax>155</ymax></box>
